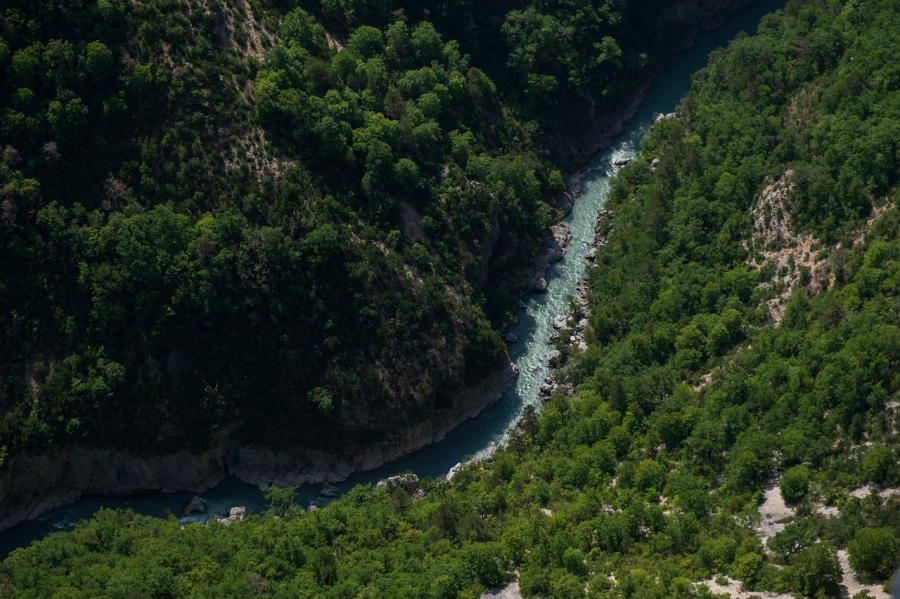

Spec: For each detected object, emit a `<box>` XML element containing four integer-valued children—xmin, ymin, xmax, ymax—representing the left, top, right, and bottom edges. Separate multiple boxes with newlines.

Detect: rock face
<box><xmin>183</xmin><ymin>496</ymin><xmax>206</xmax><ymax>516</ymax></box>
<box><xmin>216</xmin><ymin>506</ymin><xmax>250</xmax><ymax>525</ymax></box>
<box><xmin>0</xmin><ymin>444</ymin><xmax>233</xmax><ymax>532</ymax></box>
<box><xmin>376</xmin><ymin>473</ymin><xmax>419</xmax><ymax>494</ymax></box>
<box><xmin>511</xmin><ymin>222</ymin><xmax>571</xmax><ymax>292</ymax></box>
<box><xmin>0</xmin><ymin>360</ymin><xmax>519</xmax><ymax>532</ymax></box>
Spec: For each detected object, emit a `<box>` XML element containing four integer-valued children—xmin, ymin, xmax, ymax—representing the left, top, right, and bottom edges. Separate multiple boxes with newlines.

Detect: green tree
<box><xmin>791</xmin><ymin>543</ymin><xmax>842</xmax><ymax>596</ymax></box>
<box><xmin>848</xmin><ymin>528</ymin><xmax>900</xmax><ymax>580</ymax></box>
<box><xmin>85</xmin><ymin>41</ymin><xmax>113</xmax><ymax>78</ymax></box>
<box><xmin>861</xmin><ymin>446</ymin><xmax>895</xmax><ymax>484</ymax></box>
<box><xmin>779</xmin><ymin>466</ymin><xmax>809</xmax><ymax>503</ymax></box>
<box><xmin>348</xmin><ymin>26</ymin><xmax>384</xmax><ymax>59</ymax></box>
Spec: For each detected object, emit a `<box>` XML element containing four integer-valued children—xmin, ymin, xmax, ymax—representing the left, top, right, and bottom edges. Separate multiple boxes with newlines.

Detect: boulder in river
<box><xmin>319</xmin><ymin>484</ymin><xmax>338</xmax><ymax>498</ymax></box>
<box><xmin>516</xmin><ymin>299</ymin><xmax>528</xmax><ymax>310</ymax></box>
<box><xmin>183</xmin><ymin>496</ymin><xmax>205</xmax><ymax>516</ymax></box>
<box><xmin>613</xmin><ymin>158</ymin><xmax>632</xmax><ymax>167</ymax></box>
<box><xmin>547</xmin><ymin>350</ymin><xmax>562</xmax><ymax>366</ymax></box>
<box><xmin>553</xmin><ymin>314</ymin><xmax>568</xmax><ymax>330</ymax></box>
<box><xmin>505</xmin><ymin>332</ymin><xmax>518</xmax><ymax>343</ymax></box>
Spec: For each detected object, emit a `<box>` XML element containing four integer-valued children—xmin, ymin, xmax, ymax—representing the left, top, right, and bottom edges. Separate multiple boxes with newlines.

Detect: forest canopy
<box><xmin>3</xmin><ymin>0</ymin><xmax>900</xmax><ymax>597</ymax></box>
<box><xmin>0</xmin><ymin>0</ymin><xmax>702</xmax><ymax>460</ymax></box>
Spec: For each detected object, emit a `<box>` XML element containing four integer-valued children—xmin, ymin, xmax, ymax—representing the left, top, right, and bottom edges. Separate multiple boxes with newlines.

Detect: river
<box><xmin>0</xmin><ymin>0</ymin><xmax>786</xmax><ymax>558</ymax></box>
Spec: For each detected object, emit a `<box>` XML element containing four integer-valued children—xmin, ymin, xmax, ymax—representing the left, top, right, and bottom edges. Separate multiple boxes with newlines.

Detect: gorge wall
<box><xmin>0</xmin><ymin>361</ymin><xmax>517</xmax><ymax>532</ymax></box>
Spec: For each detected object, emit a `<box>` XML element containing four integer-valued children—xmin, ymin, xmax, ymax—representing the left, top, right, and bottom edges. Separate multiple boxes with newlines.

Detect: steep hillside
<box><xmin>0</xmin><ymin>0</ymin><xmax>758</xmax><ymax>499</ymax></box>
<box><xmin>3</xmin><ymin>0</ymin><xmax>900</xmax><ymax>597</ymax></box>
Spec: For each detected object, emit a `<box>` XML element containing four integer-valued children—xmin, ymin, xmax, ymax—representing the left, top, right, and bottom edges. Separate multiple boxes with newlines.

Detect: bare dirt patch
<box><xmin>849</xmin><ymin>484</ymin><xmax>900</xmax><ymax>500</ymax></box>
<box><xmin>697</xmin><ymin>575</ymin><xmax>793</xmax><ymax>599</ymax></box>
<box><xmin>755</xmin><ymin>478</ymin><xmax>794</xmax><ymax>543</ymax></box>
<box><xmin>482</xmin><ymin>578</ymin><xmax>523</xmax><ymax>599</ymax></box>
<box><xmin>837</xmin><ymin>549</ymin><xmax>890</xmax><ymax>599</ymax></box>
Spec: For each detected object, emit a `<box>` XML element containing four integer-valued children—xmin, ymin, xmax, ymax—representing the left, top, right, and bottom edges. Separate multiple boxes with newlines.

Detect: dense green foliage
<box><xmin>0</xmin><ymin>0</ymin><xmax>712</xmax><ymax>459</ymax></box>
<box><xmin>848</xmin><ymin>528</ymin><xmax>900</xmax><ymax>580</ymax></box>
<box><xmin>780</xmin><ymin>466</ymin><xmax>809</xmax><ymax>503</ymax></box>
<box><xmin>4</xmin><ymin>0</ymin><xmax>900</xmax><ymax>596</ymax></box>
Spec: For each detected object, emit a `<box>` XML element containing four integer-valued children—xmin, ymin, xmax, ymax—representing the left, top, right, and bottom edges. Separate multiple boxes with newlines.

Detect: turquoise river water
<box><xmin>0</xmin><ymin>0</ymin><xmax>786</xmax><ymax>558</ymax></box>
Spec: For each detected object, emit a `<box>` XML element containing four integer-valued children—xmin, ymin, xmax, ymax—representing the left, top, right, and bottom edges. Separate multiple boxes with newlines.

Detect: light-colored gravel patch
<box><xmin>756</xmin><ymin>479</ymin><xmax>794</xmax><ymax>542</ymax></box>
<box><xmin>482</xmin><ymin>579</ymin><xmax>523</xmax><ymax>599</ymax></box>
<box><xmin>816</xmin><ymin>505</ymin><xmax>840</xmax><ymax>517</ymax></box>
<box><xmin>697</xmin><ymin>576</ymin><xmax>793</xmax><ymax>599</ymax></box>
<box><xmin>850</xmin><ymin>484</ymin><xmax>900</xmax><ymax>500</ymax></box>
<box><xmin>837</xmin><ymin>549</ymin><xmax>890</xmax><ymax>599</ymax></box>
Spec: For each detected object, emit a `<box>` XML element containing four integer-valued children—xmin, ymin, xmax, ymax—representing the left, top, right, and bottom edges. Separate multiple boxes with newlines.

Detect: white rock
<box><xmin>547</xmin><ymin>350</ymin><xmax>562</xmax><ymax>366</ymax></box>
<box><xmin>217</xmin><ymin>506</ymin><xmax>250</xmax><ymax>525</ymax></box>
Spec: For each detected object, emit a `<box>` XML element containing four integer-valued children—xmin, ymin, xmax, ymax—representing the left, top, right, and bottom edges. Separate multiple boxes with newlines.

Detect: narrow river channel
<box><xmin>0</xmin><ymin>0</ymin><xmax>787</xmax><ymax>558</ymax></box>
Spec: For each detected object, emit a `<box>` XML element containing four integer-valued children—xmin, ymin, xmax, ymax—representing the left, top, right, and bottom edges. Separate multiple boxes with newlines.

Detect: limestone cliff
<box><xmin>0</xmin><ymin>360</ymin><xmax>517</xmax><ymax>532</ymax></box>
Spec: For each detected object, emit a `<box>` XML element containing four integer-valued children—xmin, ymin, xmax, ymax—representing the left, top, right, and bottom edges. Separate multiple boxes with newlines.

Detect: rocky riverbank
<box><xmin>509</xmin><ymin>0</ymin><xmax>757</xmax><ymax>303</ymax></box>
<box><xmin>566</xmin><ymin>0</ymin><xmax>756</xmax><ymax>170</ymax></box>
<box><xmin>537</xmin><ymin>204</ymin><xmax>615</xmax><ymax>399</ymax></box>
<box><xmin>0</xmin><ymin>360</ymin><xmax>517</xmax><ymax>532</ymax></box>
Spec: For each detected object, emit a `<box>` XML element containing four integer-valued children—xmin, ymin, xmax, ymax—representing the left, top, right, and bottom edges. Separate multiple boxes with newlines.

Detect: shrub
<box><xmin>861</xmin><ymin>446</ymin><xmax>895</xmax><ymax>484</ymax></box>
<box><xmin>848</xmin><ymin>528</ymin><xmax>900</xmax><ymax>580</ymax></box>
<box><xmin>791</xmin><ymin>543</ymin><xmax>842</xmax><ymax>596</ymax></box>
<box><xmin>780</xmin><ymin>466</ymin><xmax>810</xmax><ymax>503</ymax></box>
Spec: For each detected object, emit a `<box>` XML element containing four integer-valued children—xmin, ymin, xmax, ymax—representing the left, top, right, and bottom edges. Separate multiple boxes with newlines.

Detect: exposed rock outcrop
<box><xmin>376</xmin><ymin>473</ymin><xmax>420</xmax><ymax>494</ymax></box>
<box><xmin>510</xmin><ymin>222</ymin><xmax>572</xmax><ymax>292</ymax></box>
<box><xmin>215</xmin><ymin>506</ymin><xmax>250</xmax><ymax>525</ymax></box>
<box><xmin>183</xmin><ymin>496</ymin><xmax>206</xmax><ymax>516</ymax></box>
<box><xmin>0</xmin><ymin>360</ymin><xmax>518</xmax><ymax>532</ymax></box>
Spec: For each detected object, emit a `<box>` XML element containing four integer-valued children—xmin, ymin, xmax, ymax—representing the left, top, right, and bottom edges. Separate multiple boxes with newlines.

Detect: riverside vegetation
<box><xmin>3</xmin><ymin>0</ymin><xmax>900</xmax><ymax>597</ymax></box>
<box><xmin>0</xmin><ymin>0</ymin><xmax>737</xmax><ymax>463</ymax></box>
